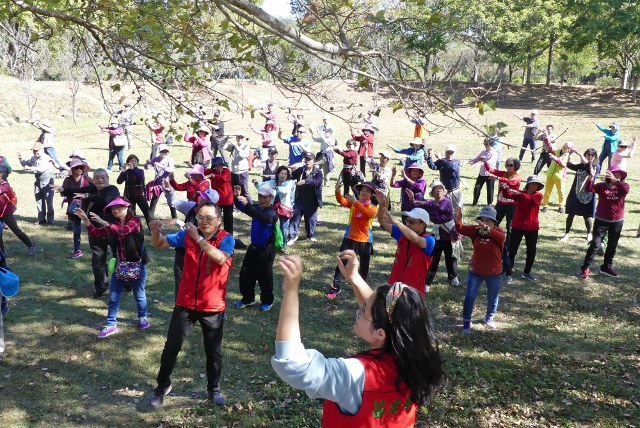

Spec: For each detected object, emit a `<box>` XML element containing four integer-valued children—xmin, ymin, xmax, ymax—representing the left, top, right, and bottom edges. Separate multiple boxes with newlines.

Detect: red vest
<box><xmin>322</xmin><ymin>352</ymin><xmax>417</xmax><ymax>428</ymax></box>
<box><xmin>387</xmin><ymin>234</ymin><xmax>432</xmax><ymax>296</ymax></box>
<box><xmin>175</xmin><ymin>229</ymin><xmax>232</xmax><ymax>312</ymax></box>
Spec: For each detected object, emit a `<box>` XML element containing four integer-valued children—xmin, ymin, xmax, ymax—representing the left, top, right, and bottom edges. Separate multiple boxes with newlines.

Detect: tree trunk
<box><xmin>422</xmin><ymin>53</ymin><xmax>431</xmax><ymax>81</ymax></box>
<box><xmin>622</xmin><ymin>58</ymin><xmax>630</xmax><ymax>89</ymax></box>
<box><xmin>633</xmin><ymin>73</ymin><xmax>638</xmax><ymax>104</ymax></box>
<box><xmin>545</xmin><ymin>34</ymin><xmax>556</xmax><ymax>86</ymax></box>
<box><xmin>508</xmin><ymin>64</ymin><xmax>514</xmax><ymax>83</ymax></box>
<box><xmin>495</xmin><ymin>63</ymin><xmax>506</xmax><ymax>82</ymax></box>
<box><xmin>525</xmin><ymin>54</ymin><xmax>533</xmax><ymax>85</ymax></box>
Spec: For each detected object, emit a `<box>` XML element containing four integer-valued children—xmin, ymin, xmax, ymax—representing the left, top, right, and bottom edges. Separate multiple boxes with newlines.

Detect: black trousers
<box><xmin>149</xmin><ymin>196</ymin><xmax>177</xmax><ymax>219</ymax></box>
<box><xmin>231</xmin><ymin>172</ymin><xmax>252</xmax><ymax>204</ymax></box>
<box><xmin>88</xmin><ymin>233</ymin><xmax>115</xmax><ymax>294</ymax></box>
<box><xmin>128</xmin><ymin>195</ymin><xmax>151</xmax><ymax>226</ymax></box>
<box><xmin>0</xmin><ymin>214</ymin><xmax>33</xmax><ymax>253</ymax></box>
<box><xmin>472</xmin><ymin>175</ymin><xmax>494</xmax><ymax>206</ymax></box>
<box><xmin>173</xmin><ymin>248</ymin><xmax>186</xmax><ymax>300</ymax></box>
<box><xmin>156</xmin><ymin>306</ymin><xmax>225</xmax><ymax>393</ymax></box>
<box><xmin>220</xmin><ymin>204</ymin><xmax>234</xmax><ymax>235</ymax></box>
<box><xmin>333</xmin><ymin>239</ymin><xmax>372</xmax><ymax>289</ymax></box>
<box><xmin>582</xmin><ymin>219</ymin><xmax>623</xmax><ymax>270</ymax></box>
<box><xmin>533</xmin><ymin>151</ymin><xmax>552</xmax><ymax>175</ymax></box>
<box><xmin>495</xmin><ymin>203</ymin><xmax>516</xmax><ymax>245</ymax></box>
<box><xmin>238</xmin><ymin>244</ymin><xmax>275</xmax><ymax>305</ymax></box>
<box><xmin>566</xmin><ymin>214</ymin><xmax>593</xmax><ymax>235</ymax></box>
<box><xmin>426</xmin><ymin>239</ymin><xmax>458</xmax><ymax>284</ymax></box>
<box><xmin>506</xmin><ymin>229</ymin><xmax>538</xmax><ymax>275</ymax></box>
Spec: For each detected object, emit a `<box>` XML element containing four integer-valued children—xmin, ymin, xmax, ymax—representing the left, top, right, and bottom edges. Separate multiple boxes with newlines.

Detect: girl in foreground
<box><xmin>272</xmin><ymin>252</ymin><xmax>443</xmax><ymax>426</ymax></box>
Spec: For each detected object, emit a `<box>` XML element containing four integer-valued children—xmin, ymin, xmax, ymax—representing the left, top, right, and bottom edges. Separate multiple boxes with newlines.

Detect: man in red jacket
<box><xmin>149</xmin><ymin>202</ymin><xmax>235</xmax><ymax>408</ymax></box>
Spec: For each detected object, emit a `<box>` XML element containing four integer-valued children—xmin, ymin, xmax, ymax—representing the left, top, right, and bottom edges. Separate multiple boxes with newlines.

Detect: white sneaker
<box><xmin>450</xmin><ymin>277</ymin><xmax>460</xmax><ymax>287</ymax></box>
<box><xmin>503</xmin><ymin>275</ymin><xmax>512</xmax><ymax>285</ymax></box>
<box><xmin>309</xmin><ymin>237</ymin><xmax>318</xmax><ymax>242</ymax></box>
<box><xmin>560</xmin><ymin>233</ymin><xmax>570</xmax><ymax>242</ymax></box>
<box><xmin>286</xmin><ymin>236</ymin><xmax>298</xmax><ymax>246</ymax></box>
<box><xmin>586</xmin><ymin>233</ymin><xmax>592</xmax><ymax>242</ymax></box>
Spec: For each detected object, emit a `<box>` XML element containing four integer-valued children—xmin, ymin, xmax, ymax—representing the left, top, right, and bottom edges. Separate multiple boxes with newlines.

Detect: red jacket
<box><xmin>352</xmin><ymin>133</ymin><xmax>375</xmax><ymax>158</ymax></box>
<box><xmin>176</xmin><ymin>229</ymin><xmax>233</xmax><ymax>312</ymax></box>
<box><xmin>511</xmin><ymin>191</ymin><xmax>543</xmax><ymax>231</ymax></box>
<box><xmin>455</xmin><ymin>221</ymin><xmax>505</xmax><ymax>276</ymax></box>
<box><xmin>485</xmin><ymin>163</ymin><xmax>521</xmax><ymax>205</ymax></box>
<box><xmin>170</xmin><ymin>177</ymin><xmax>210</xmax><ymax>203</ymax></box>
<box><xmin>205</xmin><ymin>167</ymin><xmax>233</xmax><ymax>206</ymax></box>
<box><xmin>322</xmin><ymin>351</ymin><xmax>416</xmax><ymax>427</ymax></box>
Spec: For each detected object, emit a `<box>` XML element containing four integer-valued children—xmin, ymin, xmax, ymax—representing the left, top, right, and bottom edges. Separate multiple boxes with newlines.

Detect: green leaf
<box><xmin>390</xmin><ymin>100</ymin><xmax>403</xmax><ymax>113</ymax></box>
<box><xmin>462</xmin><ymin>95</ymin><xmax>475</xmax><ymax>105</ymax></box>
<box><xmin>110</xmin><ymin>83</ymin><xmax>121</xmax><ymax>92</ymax></box>
<box><xmin>486</xmin><ymin>100</ymin><xmax>496</xmax><ymax>111</ymax></box>
<box><xmin>217</xmin><ymin>99</ymin><xmax>230</xmax><ymax>111</ymax></box>
<box><xmin>358</xmin><ymin>77</ymin><xmax>370</xmax><ymax>88</ymax></box>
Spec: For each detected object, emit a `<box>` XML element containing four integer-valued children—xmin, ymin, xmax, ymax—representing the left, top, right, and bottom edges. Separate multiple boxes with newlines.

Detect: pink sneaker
<box><xmin>71</xmin><ymin>250</ymin><xmax>84</xmax><ymax>259</ymax></box>
<box><xmin>579</xmin><ymin>268</ymin><xmax>590</xmax><ymax>280</ymax></box>
<box><xmin>97</xmin><ymin>325</ymin><xmax>118</xmax><ymax>338</ymax></box>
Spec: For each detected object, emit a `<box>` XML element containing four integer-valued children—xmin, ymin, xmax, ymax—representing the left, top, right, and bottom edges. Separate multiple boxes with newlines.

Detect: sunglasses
<box><xmin>505</xmin><ymin>163</ymin><xmax>514</xmax><ymax>167</ymax></box>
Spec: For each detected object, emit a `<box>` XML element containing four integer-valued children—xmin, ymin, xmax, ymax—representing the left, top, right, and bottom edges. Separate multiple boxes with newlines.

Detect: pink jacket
<box><xmin>184</xmin><ymin>132</ymin><xmax>212</xmax><ymax>163</ymax></box>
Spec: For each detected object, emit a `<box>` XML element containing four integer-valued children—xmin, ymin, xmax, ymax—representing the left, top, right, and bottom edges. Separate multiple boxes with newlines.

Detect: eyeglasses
<box><xmin>356</xmin><ymin>303</ymin><xmax>374</xmax><ymax>323</ymax></box>
<box><xmin>505</xmin><ymin>163</ymin><xmax>514</xmax><ymax>167</ymax></box>
<box><xmin>196</xmin><ymin>215</ymin><xmax>220</xmax><ymax>222</ymax></box>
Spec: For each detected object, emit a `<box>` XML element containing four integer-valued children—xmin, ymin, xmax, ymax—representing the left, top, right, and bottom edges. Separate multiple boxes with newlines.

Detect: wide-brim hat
<box><xmin>402</xmin><ymin>208</ymin><xmax>430</xmax><ymax>225</ymax></box>
<box><xmin>379</xmin><ymin>151</ymin><xmax>391</xmax><ymax>159</ymax></box>
<box><xmin>0</xmin><ymin>268</ymin><xmax>20</xmax><ymax>297</ymax></box>
<box><xmin>362</xmin><ymin>124</ymin><xmax>375</xmax><ymax>133</ymax></box>
<box><xmin>618</xmin><ymin>140</ymin><xmax>630</xmax><ymax>147</ymax></box>
<box><xmin>196</xmin><ymin>127</ymin><xmax>209</xmax><ymax>135</ymax></box>
<box><xmin>607</xmin><ymin>165</ymin><xmax>627</xmax><ymax>181</ymax></box>
<box><xmin>430</xmin><ymin>180</ymin><xmax>447</xmax><ymax>197</ymax></box>
<box><xmin>524</xmin><ymin>175</ymin><xmax>544</xmax><ymax>191</ymax></box>
<box><xmin>68</xmin><ymin>158</ymin><xmax>89</xmax><ymax>172</ymax></box>
<box><xmin>235</xmin><ymin>131</ymin><xmax>246</xmax><ymax>137</ymax></box>
<box><xmin>188</xmin><ymin>164</ymin><xmax>205</xmax><ymax>176</ymax></box>
<box><xmin>411</xmin><ymin>137</ymin><xmax>424</xmax><ymax>146</ymax></box>
<box><xmin>103</xmin><ymin>197</ymin><xmax>131</xmax><ymax>213</ymax></box>
<box><xmin>405</xmin><ymin>162</ymin><xmax>424</xmax><ymax>179</ymax></box>
<box><xmin>198</xmin><ymin>189</ymin><xmax>220</xmax><ymax>204</ymax></box>
<box><xmin>355</xmin><ymin>181</ymin><xmax>377</xmax><ymax>194</ymax></box>
<box><xmin>476</xmin><ymin>206</ymin><xmax>498</xmax><ymax>223</ymax></box>
<box><xmin>212</xmin><ymin>156</ymin><xmax>226</xmax><ymax>166</ymax></box>
<box><xmin>157</xmin><ymin>144</ymin><xmax>170</xmax><ymax>153</ymax></box>
<box><xmin>32</xmin><ymin>142</ymin><xmax>44</xmax><ymax>151</ymax></box>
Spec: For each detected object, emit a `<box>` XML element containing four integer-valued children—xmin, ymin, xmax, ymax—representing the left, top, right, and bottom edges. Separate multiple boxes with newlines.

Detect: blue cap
<box><xmin>212</xmin><ymin>157</ymin><xmax>226</xmax><ymax>166</ymax></box>
<box><xmin>0</xmin><ymin>268</ymin><xmax>20</xmax><ymax>297</ymax></box>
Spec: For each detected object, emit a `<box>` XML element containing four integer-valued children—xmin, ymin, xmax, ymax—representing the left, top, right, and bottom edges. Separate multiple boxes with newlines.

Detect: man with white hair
<box><xmin>232</xmin><ymin>184</ymin><xmax>278</xmax><ymax>311</ymax></box>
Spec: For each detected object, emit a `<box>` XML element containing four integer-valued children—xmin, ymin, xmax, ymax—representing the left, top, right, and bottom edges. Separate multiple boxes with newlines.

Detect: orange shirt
<box><xmin>335</xmin><ymin>192</ymin><xmax>378</xmax><ymax>243</ymax></box>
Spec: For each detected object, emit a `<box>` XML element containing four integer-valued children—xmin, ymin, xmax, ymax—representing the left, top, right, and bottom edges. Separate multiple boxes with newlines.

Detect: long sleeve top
<box><xmin>283</xmin><ymin>136</ymin><xmax>312</xmax><ymax>166</ymax></box>
<box><xmin>271</xmin><ymin>340</ymin><xmax>365</xmax><ymax>416</ymax></box>
<box><xmin>546</xmin><ymin>148</ymin><xmax>570</xmax><ymax>179</ymax></box>
<box><xmin>34</xmin><ymin>121</ymin><xmax>56</xmax><ymax>148</ymax></box>
<box><xmin>60</xmin><ymin>184</ymin><xmax>120</xmax><ymax>225</ymax></box>
<box><xmin>335</xmin><ymin>192</ymin><xmax>378</xmax><ymax>243</ymax></box>
<box><xmin>146</xmin><ymin>156</ymin><xmax>174</xmax><ymax>184</ymax></box>
<box><xmin>165</xmin><ymin>188</ymin><xmax>197</xmax><ymax>216</ymax></box>
<box><xmin>335</xmin><ymin>149</ymin><xmax>358</xmax><ymax>168</ymax></box>
<box><xmin>392</xmin><ymin>146</ymin><xmax>424</xmax><ymax>165</ymax></box>
<box><xmin>0</xmin><ymin>180</ymin><xmax>16</xmax><ymax>217</ymax></box>
<box><xmin>391</xmin><ymin>178</ymin><xmax>426</xmax><ymax>212</ymax></box>
<box><xmin>510</xmin><ymin>191</ymin><xmax>543</xmax><ymax>231</ymax></box>
<box><xmin>256</xmin><ymin>179</ymin><xmax>296</xmax><ymax>207</ymax></box>
<box><xmin>117</xmin><ymin>168</ymin><xmax>145</xmax><ymax>200</ymax></box>
<box><xmin>426</xmin><ymin>157</ymin><xmax>460</xmax><ymax>191</ymax></box>
<box><xmin>351</xmin><ymin>133</ymin><xmax>374</xmax><ymax>158</ymax></box>
<box><xmin>469</xmin><ymin>150</ymin><xmax>498</xmax><ymax>176</ymax></box>
<box><xmin>597</xmin><ymin>125</ymin><xmax>620</xmax><ymax>152</ymax></box>
<box><xmin>184</xmin><ymin>132</ymin><xmax>212</xmax><ymax>163</ymax></box>
<box><xmin>204</xmin><ymin>167</ymin><xmax>233</xmax><ymax>206</ymax></box>
<box><xmin>87</xmin><ymin>216</ymin><xmax>142</xmax><ymax>261</ymax></box>
<box><xmin>20</xmin><ymin>154</ymin><xmax>54</xmax><ymax>182</ymax></box>
<box><xmin>223</xmin><ymin>141</ymin><xmax>250</xmax><ymax>174</ymax></box>
<box><xmin>585</xmin><ymin>178</ymin><xmax>629</xmax><ymax>222</ymax></box>
<box><xmin>312</xmin><ymin>134</ymin><xmax>337</xmax><ymax>152</ymax></box>
<box><xmin>292</xmin><ymin>166</ymin><xmax>324</xmax><ymax>208</ymax></box>
<box><xmin>170</xmin><ymin>177</ymin><xmax>210</xmax><ymax>203</ymax></box>
<box><xmin>455</xmin><ymin>221</ymin><xmax>505</xmax><ymax>276</ymax></box>
<box><xmin>234</xmin><ymin>200</ymin><xmax>278</xmax><ymax>246</ymax></box>
<box><xmin>100</xmin><ymin>125</ymin><xmax>124</xmax><ymax>149</ymax></box>
<box><xmin>485</xmin><ymin>164</ymin><xmax>521</xmax><ymax>205</ymax></box>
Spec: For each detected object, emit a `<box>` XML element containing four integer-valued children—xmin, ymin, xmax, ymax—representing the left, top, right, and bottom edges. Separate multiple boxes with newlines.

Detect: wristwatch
<box><xmin>197</xmin><ymin>236</ymin><xmax>204</xmax><ymax>244</ymax></box>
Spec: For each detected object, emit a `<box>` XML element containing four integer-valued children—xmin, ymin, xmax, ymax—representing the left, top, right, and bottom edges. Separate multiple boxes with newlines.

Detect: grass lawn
<box><xmin>0</xmin><ymin>94</ymin><xmax>638</xmax><ymax>427</ymax></box>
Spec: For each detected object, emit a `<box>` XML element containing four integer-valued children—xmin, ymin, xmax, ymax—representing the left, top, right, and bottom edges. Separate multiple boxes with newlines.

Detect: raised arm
<box><xmin>336</xmin><ymin>250</ymin><xmax>374</xmax><ymax>305</ymax></box>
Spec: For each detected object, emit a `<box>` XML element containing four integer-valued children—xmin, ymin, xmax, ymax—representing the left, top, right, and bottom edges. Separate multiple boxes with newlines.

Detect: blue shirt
<box><xmin>392</xmin><ymin>146</ymin><xmax>424</xmax><ymax>165</ymax></box>
<box><xmin>426</xmin><ymin>157</ymin><xmax>460</xmax><ymax>191</ymax></box>
<box><xmin>390</xmin><ymin>224</ymin><xmax>435</xmax><ymax>256</ymax></box>
<box><xmin>234</xmin><ymin>200</ymin><xmax>278</xmax><ymax>246</ymax></box>
<box><xmin>165</xmin><ymin>229</ymin><xmax>235</xmax><ymax>255</ymax></box>
<box><xmin>284</xmin><ymin>136</ymin><xmax>311</xmax><ymax>165</ymax></box>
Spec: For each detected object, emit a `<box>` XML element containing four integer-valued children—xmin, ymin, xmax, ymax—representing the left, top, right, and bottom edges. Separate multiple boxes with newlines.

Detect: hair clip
<box><xmin>385</xmin><ymin>282</ymin><xmax>406</xmax><ymax>321</ymax></box>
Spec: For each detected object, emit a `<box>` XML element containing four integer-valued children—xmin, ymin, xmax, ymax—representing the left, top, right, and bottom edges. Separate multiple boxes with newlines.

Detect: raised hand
<box><xmin>279</xmin><ymin>255</ymin><xmax>304</xmax><ymax>293</ymax></box>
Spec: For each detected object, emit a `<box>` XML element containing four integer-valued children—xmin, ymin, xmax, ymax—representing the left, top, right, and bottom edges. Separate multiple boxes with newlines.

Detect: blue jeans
<box><xmin>289</xmin><ymin>201</ymin><xmax>318</xmax><ymax>239</ymax></box>
<box><xmin>462</xmin><ymin>272</ymin><xmax>501</xmax><ymax>321</ymax></box>
<box><xmin>599</xmin><ymin>142</ymin><xmax>612</xmax><ymax>169</ymax></box>
<box><xmin>279</xmin><ymin>216</ymin><xmax>290</xmax><ymax>245</ymax></box>
<box><xmin>106</xmin><ymin>265</ymin><xmax>148</xmax><ymax>326</ymax></box>
<box><xmin>44</xmin><ymin>147</ymin><xmax>62</xmax><ymax>168</ymax></box>
<box><xmin>107</xmin><ymin>147</ymin><xmax>124</xmax><ymax>170</ymax></box>
<box><xmin>70</xmin><ymin>216</ymin><xmax>82</xmax><ymax>252</ymax></box>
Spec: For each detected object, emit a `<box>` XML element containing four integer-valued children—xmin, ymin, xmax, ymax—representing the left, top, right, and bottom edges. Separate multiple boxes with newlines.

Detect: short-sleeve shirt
<box><xmin>166</xmin><ymin>229</ymin><xmax>235</xmax><ymax>255</ymax></box>
<box><xmin>390</xmin><ymin>225</ymin><xmax>435</xmax><ymax>255</ymax></box>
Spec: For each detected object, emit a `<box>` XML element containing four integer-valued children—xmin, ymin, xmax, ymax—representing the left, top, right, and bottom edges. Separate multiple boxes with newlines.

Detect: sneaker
<box><xmin>326</xmin><ymin>287</ymin><xmax>341</xmax><ymax>299</ymax></box>
<box><xmin>462</xmin><ymin>320</ymin><xmax>472</xmax><ymax>335</ymax></box>
<box><xmin>309</xmin><ymin>237</ymin><xmax>318</xmax><ymax>242</ymax></box>
<box><xmin>521</xmin><ymin>272</ymin><xmax>538</xmax><ymax>281</ymax></box>
<box><xmin>599</xmin><ymin>265</ymin><xmax>619</xmax><ymax>278</ymax></box>
<box><xmin>233</xmin><ymin>300</ymin><xmax>256</xmax><ymax>309</ymax></box>
<box><xmin>587</xmin><ymin>233</ymin><xmax>593</xmax><ymax>242</ymax></box>
<box><xmin>484</xmin><ymin>316</ymin><xmax>496</xmax><ymax>329</ymax></box>
<box><xmin>96</xmin><ymin>325</ymin><xmax>119</xmax><ymax>338</ymax></box>
<box><xmin>70</xmin><ymin>249</ymin><xmax>84</xmax><ymax>259</ymax></box>
<box><xmin>150</xmin><ymin>385</ymin><xmax>172</xmax><ymax>409</ymax></box>
<box><xmin>541</xmin><ymin>207</ymin><xmax>548</xmax><ymax>213</ymax></box>
<box><xmin>450</xmin><ymin>277</ymin><xmax>460</xmax><ymax>287</ymax></box>
<box><xmin>259</xmin><ymin>303</ymin><xmax>273</xmax><ymax>311</ymax></box>
<box><xmin>93</xmin><ymin>291</ymin><xmax>105</xmax><ymax>299</ymax></box>
<box><xmin>560</xmin><ymin>233</ymin><xmax>570</xmax><ymax>242</ymax></box>
<box><xmin>558</xmin><ymin>207</ymin><xmax>565</xmax><ymax>214</ymax></box>
<box><xmin>27</xmin><ymin>245</ymin><xmax>36</xmax><ymax>256</ymax></box>
<box><xmin>139</xmin><ymin>317</ymin><xmax>150</xmax><ymax>330</ymax></box>
<box><xmin>208</xmin><ymin>390</ymin><xmax>225</xmax><ymax>406</ymax></box>
<box><xmin>286</xmin><ymin>236</ymin><xmax>298</xmax><ymax>246</ymax></box>
<box><xmin>579</xmin><ymin>267</ymin><xmax>590</xmax><ymax>280</ymax></box>
<box><xmin>503</xmin><ymin>275</ymin><xmax>512</xmax><ymax>285</ymax></box>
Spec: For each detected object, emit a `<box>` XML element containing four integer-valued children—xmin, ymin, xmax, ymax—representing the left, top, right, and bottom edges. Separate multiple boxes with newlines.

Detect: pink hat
<box><xmin>188</xmin><ymin>164</ymin><xmax>205</xmax><ymax>176</ymax></box>
<box><xmin>104</xmin><ymin>197</ymin><xmax>131</xmax><ymax>213</ymax></box>
<box><xmin>68</xmin><ymin>158</ymin><xmax>89</xmax><ymax>172</ymax></box>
